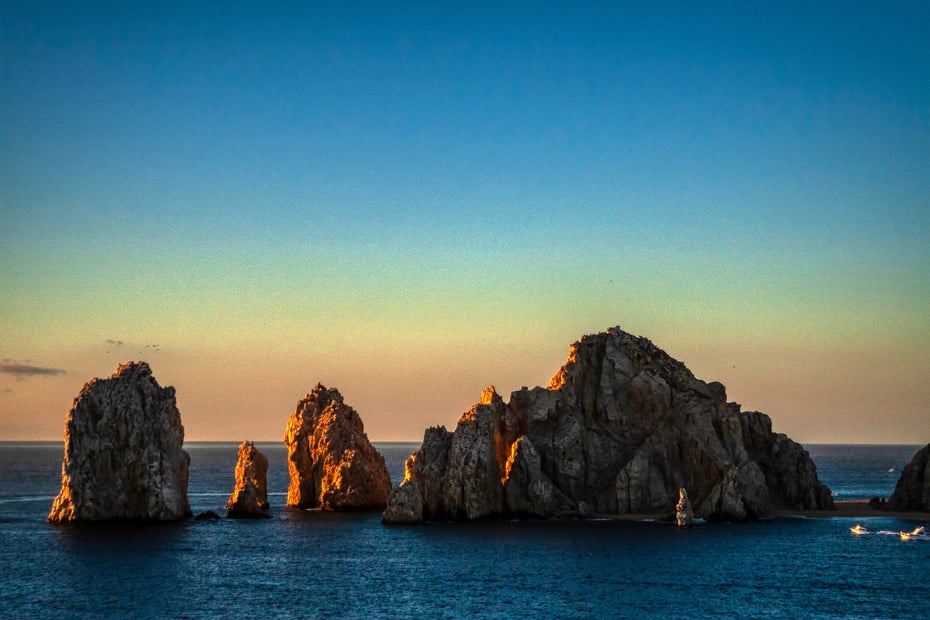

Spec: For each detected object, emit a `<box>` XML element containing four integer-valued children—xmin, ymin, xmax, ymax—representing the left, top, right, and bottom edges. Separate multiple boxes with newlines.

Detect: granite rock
<box><xmin>384</xmin><ymin>327</ymin><xmax>833</xmax><ymax>524</ymax></box>
<box><xmin>48</xmin><ymin>362</ymin><xmax>191</xmax><ymax>522</ymax></box>
<box><xmin>889</xmin><ymin>443</ymin><xmax>930</xmax><ymax>512</ymax></box>
<box><xmin>284</xmin><ymin>384</ymin><xmax>391</xmax><ymax>510</ymax></box>
<box><xmin>676</xmin><ymin>488</ymin><xmax>694</xmax><ymax>527</ymax></box>
<box><xmin>226</xmin><ymin>441</ymin><xmax>271</xmax><ymax>518</ymax></box>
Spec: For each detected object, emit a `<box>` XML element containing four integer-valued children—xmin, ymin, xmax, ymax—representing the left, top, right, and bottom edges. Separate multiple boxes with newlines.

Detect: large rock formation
<box><xmin>889</xmin><ymin>444</ymin><xmax>930</xmax><ymax>512</ymax></box>
<box><xmin>284</xmin><ymin>384</ymin><xmax>392</xmax><ymax>510</ymax></box>
<box><xmin>383</xmin><ymin>327</ymin><xmax>833</xmax><ymax>523</ymax></box>
<box><xmin>48</xmin><ymin>362</ymin><xmax>191</xmax><ymax>522</ymax></box>
<box><xmin>226</xmin><ymin>441</ymin><xmax>270</xmax><ymax>519</ymax></box>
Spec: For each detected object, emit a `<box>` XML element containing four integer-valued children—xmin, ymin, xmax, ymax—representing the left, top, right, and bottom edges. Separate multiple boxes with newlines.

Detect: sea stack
<box><xmin>384</xmin><ymin>327</ymin><xmax>833</xmax><ymax>524</ymax></box>
<box><xmin>226</xmin><ymin>441</ymin><xmax>271</xmax><ymax>519</ymax></box>
<box><xmin>676</xmin><ymin>488</ymin><xmax>694</xmax><ymax>527</ymax></box>
<box><xmin>888</xmin><ymin>443</ymin><xmax>930</xmax><ymax>512</ymax></box>
<box><xmin>48</xmin><ymin>362</ymin><xmax>191</xmax><ymax>522</ymax></box>
<box><xmin>284</xmin><ymin>384</ymin><xmax>392</xmax><ymax>510</ymax></box>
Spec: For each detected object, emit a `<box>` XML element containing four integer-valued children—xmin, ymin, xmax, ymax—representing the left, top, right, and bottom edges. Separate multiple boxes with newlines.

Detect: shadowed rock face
<box><xmin>384</xmin><ymin>327</ymin><xmax>834</xmax><ymax>523</ymax></box>
<box><xmin>889</xmin><ymin>444</ymin><xmax>930</xmax><ymax>512</ymax></box>
<box><xmin>226</xmin><ymin>441</ymin><xmax>270</xmax><ymax>519</ymax></box>
<box><xmin>48</xmin><ymin>362</ymin><xmax>191</xmax><ymax>522</ymax></box>
<box><xmin>284</xmin><ymin>384</ymin><xmax>392</xmax><ymax>510</ymax></box>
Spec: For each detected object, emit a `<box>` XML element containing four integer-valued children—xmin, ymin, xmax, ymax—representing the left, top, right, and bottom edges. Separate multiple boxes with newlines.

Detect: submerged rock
<box><xmin>284</xmin><ymin>384</ymin><xmax>392</xmax><ymax>510</ymax></box>
<box><xmin>48</xmin><ymin>362</ymin><xmax>191</xmax><ymax>522</ymax></box>
<box><xmin>889</xmin><ymin>444</ymin><xmax>930</xmax><ymax>512</ymax></box>
<box><xmin>226</xmin><ymin>441</ymin><xmax>270</xmax><ymax>519</ymax></box>
<box><xmin>384</xmin><ymin>327</ymin><xmax>833</xmax><ymax>524</ymax></box>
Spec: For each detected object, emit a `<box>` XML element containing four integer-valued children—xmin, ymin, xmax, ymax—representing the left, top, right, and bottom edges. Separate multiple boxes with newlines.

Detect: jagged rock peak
<box><xmin>48</xmin><ymin>361</ymin><xmax>191</xmax><ymax>522</ymax></box>
<box><xmin>549</xmin><ymin>327</ymin><xmax>700</xmax><ymax>394</ymax></box>
<box><xmin>384</xmin><ymin>326</ymin><xmax>833</xmax><ymax>524</ymax></box>
<box><xmin>284</xmin><ymin>384</ymin><xmax>392</xmax><ymax>510</ymax></box>
<box><xmin>889</xmin><ymin>444</ymin><xmax>930</xmax><ymax>512</ymax></box>
<box><xmin>226</xmin><ymin>441</ymin><xmax>271</xmax><ymax>519</ymax></box>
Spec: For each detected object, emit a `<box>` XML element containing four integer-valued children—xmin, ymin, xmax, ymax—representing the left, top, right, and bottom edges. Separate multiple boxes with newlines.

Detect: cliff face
<box><xmin>384</xmin><ymin>327</ymin><xmax>833</xmax><ymax>523</ymax></box>
<box><xmin>284</xmin><ymin>384</ymin><xmax>392</xmax><ymax>510</ymax></box>
<box><xmin>226</xmin><ymin>441</ymin><xmax>270</xmax><ymax>518</ymax></box>
<box><xmin>48</xmin><ymin>362</ymin><xmax>191</xmax><ymax>522</ymax></box>
<box><xmin>889</xmin><ymin>444</ymin><xmax>930</xmax><ymax>512</ymax></box>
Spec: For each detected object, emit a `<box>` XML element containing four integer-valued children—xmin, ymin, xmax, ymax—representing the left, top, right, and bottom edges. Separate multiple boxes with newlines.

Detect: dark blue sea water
<box><xmin>1</xmin><ymin>443</ymin><xmax>928</xmax><ymax>619</ymax></box>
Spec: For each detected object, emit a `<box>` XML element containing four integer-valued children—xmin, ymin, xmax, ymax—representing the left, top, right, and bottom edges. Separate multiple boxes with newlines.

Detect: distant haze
<box><xmin>1</xmin><ymin>3</ymin><xmax>927</xmax><ymax>444</ymax></box>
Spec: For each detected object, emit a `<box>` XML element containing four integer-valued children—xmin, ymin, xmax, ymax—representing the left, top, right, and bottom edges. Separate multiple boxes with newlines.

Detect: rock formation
<box><xmin>226</xmin><ymin>441</ymin><xmax>270</xmax><ymax>518</ymax></box>
<box><xmin>284</xmin><ymin>384</ymin><xmax>392</xmax><ymax>510</ymax></box>
<box><xmin>676</xmin><ymin>488</ymin><xmax>694</xmax><ymax>527</ymax></box>
<box><xmin>48</xmin><ymin>362</ymin><xmax>191</xmax><ymax>522</ymax></box>
<box><xmin>383</xmin><ymin>327</ymin><xmax>833</xmax><ymax>524</ymax></box>
<box><xmin>889</xmin><ymin>443</ymin><xmax>930</xmax><ymax>512</ymax></box>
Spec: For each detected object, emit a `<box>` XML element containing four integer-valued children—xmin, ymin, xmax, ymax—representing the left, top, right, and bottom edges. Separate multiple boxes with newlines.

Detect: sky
<box><xmin>1</xmin><ymin>1</ymin><xmax>928</xmax><ymax>444</ymax></box>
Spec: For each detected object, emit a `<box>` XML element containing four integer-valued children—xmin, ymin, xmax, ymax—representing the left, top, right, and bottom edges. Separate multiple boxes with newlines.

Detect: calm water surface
<box><xmin>1</xmin><ymin>443</ymin><xmax>927</xmax><ymax>619</ymax></box>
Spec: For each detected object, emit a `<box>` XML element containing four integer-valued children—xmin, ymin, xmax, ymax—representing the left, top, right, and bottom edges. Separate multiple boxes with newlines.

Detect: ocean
<box><xmin>0</xmin><ymin>442</ymin><xmax>927</xmax><ymax>619</ymax></box>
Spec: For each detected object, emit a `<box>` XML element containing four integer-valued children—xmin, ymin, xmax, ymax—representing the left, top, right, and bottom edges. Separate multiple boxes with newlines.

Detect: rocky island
<box><xmin>284</xmin><ymin>384</ymin><xmax>392</xmax><ymax>510</ymax></box>
<box><xmin>226</xmin><ymin>441</ymin><xmax>271</xmax><ymax>518</ymax></box>
<box><xmin>48</xmin><ymin>362</ymin><xmax>191</xmax><ymax>522</ymax></box>
<box><xmin>384</xmin><ymin>327</ymin><xmax>834</xmax><ymax>524</ymax></box>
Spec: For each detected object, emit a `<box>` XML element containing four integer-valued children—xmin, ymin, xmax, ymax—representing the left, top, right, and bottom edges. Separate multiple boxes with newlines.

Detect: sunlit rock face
<box><xmin>284</xmin><ymin>384</ymin><xmax>392</xmax><ymax>510</ymax></box>
<box><xmin>383</xmin><ymin>327</ymin><xmax>833</xmax><ymax>524</ymax></box>
<box><xmin>226</xmin><ymin>441</ymin><xmax>270</xmax><ymax>519</ymax></box>
<box><xmin>48</xmin><ymin>362</ymin><xmax>191</xmax><ymax>522</ymax></box>
<box><xmin>889</xmin><ymin>444</ymin><xmax>930</xmax><ymax>512</ymax></box>
<box><xmin>676</xmin><ymin>488</ymin><xmax>694</xmax><ymax>527</ymax></box>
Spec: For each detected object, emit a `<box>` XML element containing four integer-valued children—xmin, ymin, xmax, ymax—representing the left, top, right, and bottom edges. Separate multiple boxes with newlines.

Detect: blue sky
<box><xmin>1</xmin><ymin>1</ymin><xmax>928</xmax><ymax>442</ymax></box>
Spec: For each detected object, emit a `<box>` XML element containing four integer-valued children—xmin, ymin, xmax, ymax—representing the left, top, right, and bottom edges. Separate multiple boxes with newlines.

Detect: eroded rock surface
<box><xmin>384</xmin><ymin>327</ymin><xmax>833</xmax><ymax>524</ymax></box>
<box><xmin>889</xmin><ymin>444</ymin><xmax>930</xmax><ymax>512</ymax></box>
<box><xmin>226</xmin><ymin>441</ymin><xmax>270</xmax><ymax>518</ymax></box>
<box><xmin>284</xmin><ymin>384</ymin><xmax>391</xmax><ymax>510</ymax></box>
<box><xmin>48</xmin><ymin>362</ymin><xmax>191</xmax><ymax>522</ymax></box>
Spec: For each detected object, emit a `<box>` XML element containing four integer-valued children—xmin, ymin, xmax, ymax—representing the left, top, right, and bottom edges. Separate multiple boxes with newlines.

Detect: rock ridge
<box><xmin>384</xmin><ymin>326</ymin><xmax>834</xmax><ymax>523</ymax></box>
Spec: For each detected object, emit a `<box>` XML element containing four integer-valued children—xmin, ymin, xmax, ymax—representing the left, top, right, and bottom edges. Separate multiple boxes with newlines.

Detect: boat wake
<box><xmin>850</xmin><ymin>524</ymin><xmax>929</xmax><ymax>541</ymax></box>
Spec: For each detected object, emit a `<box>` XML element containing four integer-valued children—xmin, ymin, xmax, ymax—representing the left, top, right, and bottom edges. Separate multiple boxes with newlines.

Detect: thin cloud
<box><xmin>0</xmin><ymin>361</ymin><xmax>67</xmax><ymax>377</ymax></box>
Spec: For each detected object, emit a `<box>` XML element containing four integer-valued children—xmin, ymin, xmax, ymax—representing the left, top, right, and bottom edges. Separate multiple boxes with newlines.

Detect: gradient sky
<box><xmin>2</xmin><ymin>1</ymin><xmax>928</xmax><ymax>443</ymax></box>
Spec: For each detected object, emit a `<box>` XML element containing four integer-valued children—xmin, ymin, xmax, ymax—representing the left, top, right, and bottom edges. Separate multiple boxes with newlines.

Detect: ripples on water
<box><xmin>1</xmin><ymin>443</ymin><xmax>928</xmax><ymax>619</ymax></box>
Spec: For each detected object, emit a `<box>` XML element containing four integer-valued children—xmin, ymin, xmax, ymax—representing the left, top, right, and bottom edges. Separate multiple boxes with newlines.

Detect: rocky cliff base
<box><xmin>284</xmin><ymin>384</ymin><xmax>392</xmax><ymax>510</ymax></box>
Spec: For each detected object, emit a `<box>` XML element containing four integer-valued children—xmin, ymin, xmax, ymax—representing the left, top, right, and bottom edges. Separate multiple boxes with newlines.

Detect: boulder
<box><xmin>284</xmin><ymin>384</ymin><xmax>392</xmax><ymax>510</ymax></box>
<box><xmin>889</xmin><ymin>444</ymin><xmax>930</xmax><ymax>512</ymax></box>
<box><xmin>384</xmin><ymin>327</ymin><xmax>833</xmax><ymax>524</ymax></box>
<box><xmin>382</xmin><ymin>480</ymin><xmax>423</xmax><ymax>524</ymax></box>
<box><xmin>48</xmin><ymin>362</ymin><xmax>191</xmax><ymax>522</ymax></box>
<box><xmin>226</xmin><ymin>441</ymin><xmax>271</xmax><ymax>519</ymax></box>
